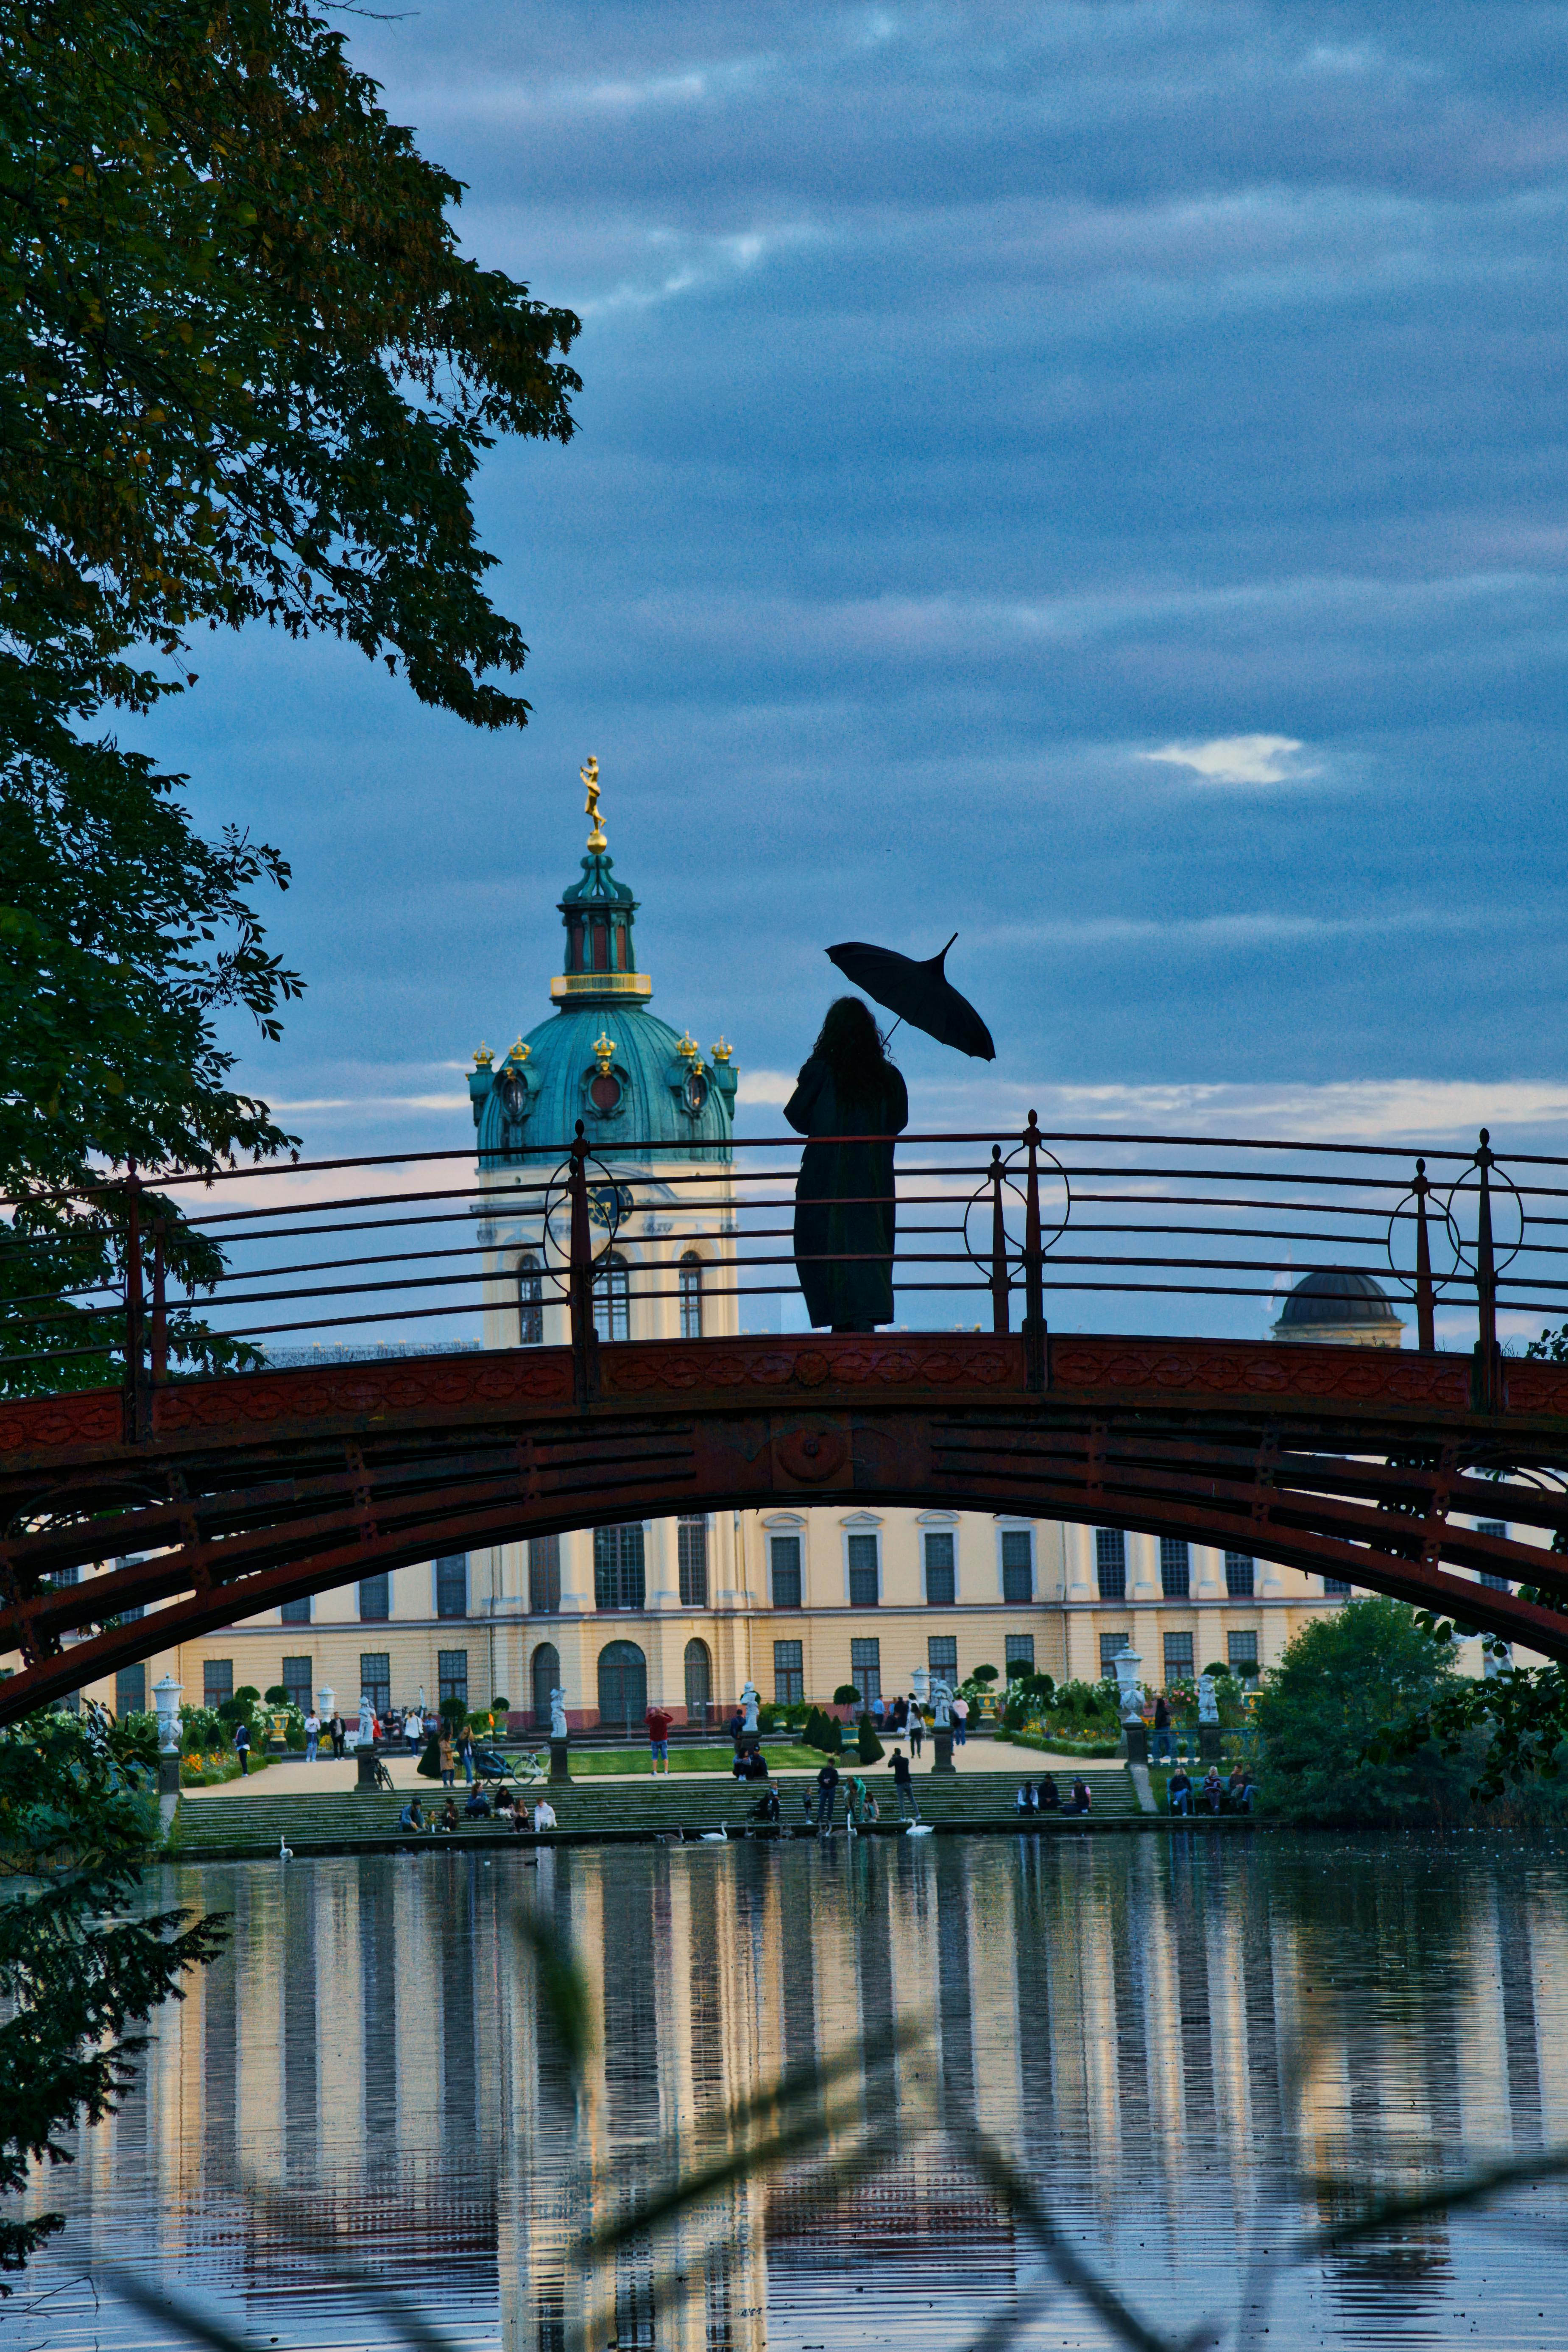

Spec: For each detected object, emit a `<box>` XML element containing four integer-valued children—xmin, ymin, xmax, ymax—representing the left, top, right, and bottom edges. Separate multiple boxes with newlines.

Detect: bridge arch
<box><xmin>6</xmin><ymin>1330</ymin><xmax>1568</xmax><ymax>1721</ymax></box>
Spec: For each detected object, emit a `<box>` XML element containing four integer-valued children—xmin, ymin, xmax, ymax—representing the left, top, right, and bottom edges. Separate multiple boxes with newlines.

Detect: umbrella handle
<box><xmin>883</xmin><ymin>1017</ymin><xmax>904</xmax><ymax>1043</ymax></box>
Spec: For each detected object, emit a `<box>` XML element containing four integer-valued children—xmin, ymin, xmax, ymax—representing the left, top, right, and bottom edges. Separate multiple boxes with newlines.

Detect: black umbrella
<box><xmin>826</xmin><ymin>934</ymin><xmax>995</xmax><ymax>1061</ymax></box>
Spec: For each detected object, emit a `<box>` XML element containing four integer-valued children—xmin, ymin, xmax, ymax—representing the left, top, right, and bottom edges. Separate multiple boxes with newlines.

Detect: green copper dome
<box><xmin>468</xmin><ymin>779</ymin><xmax>737</xmax><ymax>1166</ymax></box>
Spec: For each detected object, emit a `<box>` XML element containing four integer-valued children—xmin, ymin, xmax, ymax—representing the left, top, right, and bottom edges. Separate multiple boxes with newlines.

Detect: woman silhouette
<box><xmin>786</xmin><ymin>998</ymin><xmax>908</xmax><ymax>1332</ymax></box>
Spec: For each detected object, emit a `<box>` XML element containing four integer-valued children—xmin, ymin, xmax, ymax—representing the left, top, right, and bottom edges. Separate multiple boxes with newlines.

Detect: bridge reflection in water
<box><xmin>18</xmin><ymin>1839</ymin><xmax>1568</xmax><ymax>2352</ymax></box>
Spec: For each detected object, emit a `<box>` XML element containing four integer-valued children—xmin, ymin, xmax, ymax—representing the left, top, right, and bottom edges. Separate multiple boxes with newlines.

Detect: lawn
<box><xmin>560</xmin><ymin>1743</ymin><xmax>823</xmax><ymax>1777</ymax></box>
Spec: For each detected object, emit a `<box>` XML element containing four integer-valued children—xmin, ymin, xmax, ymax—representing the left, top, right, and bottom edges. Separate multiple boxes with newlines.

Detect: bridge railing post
<box><xmin>1022</xmin><ymin>1111</ymin><xmax>1047</xmax><ymax>1392</ymax></box>
<box><xmin>1412</xmin><ymin>1157</ymin><xmax>1436</xmax><ymax>1353</ymax></box>
<box><xmin>988</xmin><ymin>1145</ymin><xmax>1010</xmax><ymax>1335</ymax></box>
<box><xmin>151</xmin><ymin>1216</ymin><xmax>168</xmax><ymax>1387</ymax></box>
<box><xmin>568</xmin><ymin>1121</ymin><xmax>601</xmax><ymax>1406</ymax></box>
<box><xmin>1473</xmin><ymin>1127</ymin><xmax>1500</xmax><ymax>1413</ymax></box>
<box><xmin>122</xmin><ymin>1161</ymin><xmax>148</xmax><ymax>1442</ymax></box>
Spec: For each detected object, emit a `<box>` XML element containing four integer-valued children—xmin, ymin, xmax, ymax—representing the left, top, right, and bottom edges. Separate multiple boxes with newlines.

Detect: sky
<box><xmin>132</xmin><ymin>1</ymin><xmax>1568</xmax><ymax>1208</ymax></box>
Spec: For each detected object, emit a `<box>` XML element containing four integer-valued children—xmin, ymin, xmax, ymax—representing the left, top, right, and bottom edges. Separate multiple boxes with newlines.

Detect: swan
<box><xmin>278</xmin><ymin>1836</ymin><xmax>293</xmax><ymax>1861</ymax></box>
<box><xmin>905</xmin><ymin>1822</ymin><xmax>934</xmax><ymax>1837</ymax></box>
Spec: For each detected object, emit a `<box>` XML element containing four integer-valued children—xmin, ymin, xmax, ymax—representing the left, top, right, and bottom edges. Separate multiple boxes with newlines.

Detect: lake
<box><xmin>7</xmin><ymin>1833</ymin><xmax>1568</xmax><ymax>2352</ymax></box>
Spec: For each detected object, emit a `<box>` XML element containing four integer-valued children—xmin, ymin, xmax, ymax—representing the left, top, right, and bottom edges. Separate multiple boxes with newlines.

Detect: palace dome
<box><xmin>467</xmin><ymin>769</ymin><xmax>737</xmax><ymax>1167</ymax></box>
<box><xmin>1272</xmin><ymin>1266</ymin><xmax>1403</xmax><ymax>1347</ymax></box>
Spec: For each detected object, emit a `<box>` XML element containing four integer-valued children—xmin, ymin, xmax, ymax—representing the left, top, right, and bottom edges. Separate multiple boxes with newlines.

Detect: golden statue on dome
<box><xmin>582</xmin><ymin>754</ymin><xmax>606</xmax><ymax>852</ymax></box>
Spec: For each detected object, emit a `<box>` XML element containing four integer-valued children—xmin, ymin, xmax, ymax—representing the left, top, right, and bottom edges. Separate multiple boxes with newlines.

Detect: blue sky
<box><xmin>137</xmin><ymin>1</ymin><xmax>1568</xmax><ymax>1192</ymax></box>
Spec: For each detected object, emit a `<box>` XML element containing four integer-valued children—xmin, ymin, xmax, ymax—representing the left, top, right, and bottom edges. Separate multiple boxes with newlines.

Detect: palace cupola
<box><xmin>467</xmin><ymin>759</ymin><xmax>739</xmax><ymax>1166</ymax></box>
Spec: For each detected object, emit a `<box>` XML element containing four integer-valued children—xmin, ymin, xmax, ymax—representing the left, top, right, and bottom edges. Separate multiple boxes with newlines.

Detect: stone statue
<box><xmin>1197</xmin><ymin>1674</ymin><xmax>1219</xmax><ymax>1725</ymax></box>
<box><xmin>550</xmin><ymin>1687</ymin><xmax>568</xmax><ymax>1741</ymax></box>
<box><xmin>1110</xmin><ymin>1648</ymin><xmax>1145</xmax><ymax>1724</ymax></box>
<box><xmin>740</xmin><ymin>1681</ymin><xmax>760</xmax><ymax>1735</ymax></box>
<box><xmin>358</xmin><ymin>1694</ymin><xmax>374</xmax><ymax>1746</ymax></box>
<box><xmin>931</xmin><ymin>1677</ymin><xmax>953</xmax><ymax>1730</ymax></box>
<box><xmin>910</xmin><ymin>1667</ymin><xmax>930</xmax><ymax>1708</ymax></box>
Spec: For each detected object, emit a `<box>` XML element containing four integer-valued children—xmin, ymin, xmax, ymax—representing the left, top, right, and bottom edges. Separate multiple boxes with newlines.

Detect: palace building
<box><xmin>49</xmin><ymin>781</ymin><xmax>1531</xmax><ymax>1730</ymax></box>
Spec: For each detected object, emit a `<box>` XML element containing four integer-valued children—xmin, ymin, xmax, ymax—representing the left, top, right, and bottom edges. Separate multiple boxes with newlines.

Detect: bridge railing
<box><xmin>2</xmin><ymin>1116</ymin><xmax>1563</xmax><ymax>1413</ymax></box>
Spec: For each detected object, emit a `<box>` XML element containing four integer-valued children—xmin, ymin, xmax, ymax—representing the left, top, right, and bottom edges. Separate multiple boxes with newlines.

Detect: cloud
<box><xmin>1142</xmin><ymin>734</ymin><xmax>1309</xmax><ymax>784</ymax></box>
<box><xmin>736</xmin><ymin>1069</ymin><xmax>795</xmax><ymax>1105</ymax></box>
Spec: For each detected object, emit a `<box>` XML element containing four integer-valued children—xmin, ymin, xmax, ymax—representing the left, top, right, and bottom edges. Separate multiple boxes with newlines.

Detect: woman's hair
<box><xmin>813</xmin><ymin>995</ymin><xmax>894</xmax><ymax>1084</ymax></box>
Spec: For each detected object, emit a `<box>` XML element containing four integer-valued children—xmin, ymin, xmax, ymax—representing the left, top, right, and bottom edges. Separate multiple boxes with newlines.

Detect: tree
<box><xmin>1</xmin><ymin>0</ymin><xmax>580</xmax><ymax>1384</ymax></box>
<box><xmin>833</xmin><ymin>1684</ymin><xmax>862</xmax><ymax>1707</ymax></box>
<box><xmin>0</xmin><ymin>1708</ymin><xmax>227</xmax><ymax>2285</ymax></box>
<box><xmin>1254</xmin><ymin>1596</ymin><xmax>1466</xmax><ymax>1825</ymax></box>
<box><xmin>856</xmin><ymin>1712</ymin><xmax>884</xmax><ymax>1765</ymax></box>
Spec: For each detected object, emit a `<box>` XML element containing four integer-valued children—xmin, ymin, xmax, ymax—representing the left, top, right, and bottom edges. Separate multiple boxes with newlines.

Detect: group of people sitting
<box><xmin>1167</xmin><ymin>1761</ymin><xmax>1255</xmax><ymax>1815</ymax></box>
<box><xmin>398</xmin><ymin>1787</ymin><xmax>559</xmax><ymax>1835</ymax></box>
<box><xmin>1015</xmin><ymin>1776</ymin><xmax>1093</xmax><ymax>1816</ymax></box>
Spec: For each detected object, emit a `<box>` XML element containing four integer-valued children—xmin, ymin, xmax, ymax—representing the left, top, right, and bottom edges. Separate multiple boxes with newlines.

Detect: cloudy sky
<box><xmin>141</xmin><ymin>1</ymin><xmax>1568</xmax><ymax>1177</ymax></box>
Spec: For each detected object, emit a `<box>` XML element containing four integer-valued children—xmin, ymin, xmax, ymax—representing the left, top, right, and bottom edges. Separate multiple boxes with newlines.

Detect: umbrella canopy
<box><xmin>826</xmin><ymin>934</ymin><xmax>995</xmax><ymax>1061</ymax></box>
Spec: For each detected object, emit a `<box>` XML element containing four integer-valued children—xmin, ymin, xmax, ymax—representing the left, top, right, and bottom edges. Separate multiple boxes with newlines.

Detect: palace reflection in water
<box><xmin>13</xmin><ymin>1836</ymin><xmax>1568</xmax><ymax>2352</ymax></box>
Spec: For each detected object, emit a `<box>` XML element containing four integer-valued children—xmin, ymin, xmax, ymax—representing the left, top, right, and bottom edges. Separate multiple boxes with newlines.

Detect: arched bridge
<box><xmin>7</xmin><ymin>1327</ymin><xmax>1568</xmax><ymax>1720</ymax></box>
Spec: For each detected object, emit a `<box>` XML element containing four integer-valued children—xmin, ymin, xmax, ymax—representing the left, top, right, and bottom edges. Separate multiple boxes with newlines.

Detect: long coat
<box><xmin>785</xmin><ymin>1056</ymin><xmax>909</xmax><ymax>1330</ymax></box>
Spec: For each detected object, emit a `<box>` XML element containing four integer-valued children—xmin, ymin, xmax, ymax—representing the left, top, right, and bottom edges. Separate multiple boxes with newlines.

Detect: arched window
<box><xmin>531</xmin><ymin>1642</ymin><xmax>560</xmax><ymax>1731</ymax></box>
<box><xmin>518</xmin><ymin>1253</ymin><xmax>543</xmax><ymax>1346</ymax></box>
<box><xmin>678</xmin><ymin>1251</ymin><xmax>703</xmax><ymax>1339</ymax></box>
<box><xmin>597</xmin><ymin>1640</ymin><xmax>647</xmax><ymax>1730</ymax></box>
<box><xmin>594</xmin><ymin>1251</ymin><xmax>629</xmax><ymax>1342</ymax></box>
<box><xmin>684</xmin><ymin>1638</ymin><xmax>711</xmax><ymax>1727</ymax></box>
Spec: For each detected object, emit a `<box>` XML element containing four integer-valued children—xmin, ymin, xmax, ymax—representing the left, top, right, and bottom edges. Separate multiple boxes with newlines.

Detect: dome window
<box><xmin>590</xmin><ymin>1069</ymin><xmax>622</xmax><ymax>1113</ymax></box>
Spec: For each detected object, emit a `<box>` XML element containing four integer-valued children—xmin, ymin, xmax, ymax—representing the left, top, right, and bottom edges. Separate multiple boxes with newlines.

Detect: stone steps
<box><xmin>172</xmin><ymin>1768</ymin><xmax>1141</xmax><ymax>1856</ymax></box>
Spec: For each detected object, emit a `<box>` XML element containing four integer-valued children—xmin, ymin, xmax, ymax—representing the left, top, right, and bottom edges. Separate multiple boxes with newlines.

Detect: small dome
<box><xmin>1275</xmin><ymin>1267</ymin><xmax>1401</xmax><ymax>1328</ymax></box>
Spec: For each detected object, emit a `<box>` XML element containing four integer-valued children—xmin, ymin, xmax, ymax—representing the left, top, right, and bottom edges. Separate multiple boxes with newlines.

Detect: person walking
<box><xmin>907</xmin><ymin>1701</ymin><xmax>924</xmax><ymax>1761</ymax></box>
<box><xmin>888</xmin><ymin>1748</ymin><xmax>920</xmax><ymax>1822</ymax></box>
<box><xmin>816</xmin><ymin>1758</ymin><xmax>840</xmax><ymax>1833</ymax></box>
<box><xmin>438</xmin><ymin>1729</ymin><xmax>455</xmax><ymax>1788</ymax></box>
<box><xmin>785</xmin><ymin>998</ymin><xmax>908</xmax><ymax>1333</ymax></box>
<box><xmin>645</xmin><ymin>1700</ymin><xmax>675</xmax><ymax>1776</ymax></box>
<box><xmin>329</xmin><ymin>1711</ymin><xmax>346</xmax><ymax>1759</ymax></box>
<box><xmin>951</xmin><ymin>1694</ymin><xmax>968</xmax><ymax>1747</ymax></box>
<box><xmin>407</xmin><ymin>1707</ymin><xmax>424</xmax><ymax>1755</ymax></box>
<box><xmin>233</xmin><ymin>1716</ymin><xmax>251</xmax><ymax>1777</ymax></box>
<box><xmin>458</xmin><ymin>1726</ymin><xmax>474</xmax><ymax>1785</ymax></box>
<box><xmin>872</xmin><ymin>1693</ymin><xmax>886</xmax><ymax>1732</ymax></box>
<box><xmin>304</xmin><ymin>1710</ymin><xmax>320</xmax><ymax>1763</ymax></box>
<box><xmin>1152</xmin><ymin>1692</ymin><xmax>1174</xmax><ymax>1765</ymax></box>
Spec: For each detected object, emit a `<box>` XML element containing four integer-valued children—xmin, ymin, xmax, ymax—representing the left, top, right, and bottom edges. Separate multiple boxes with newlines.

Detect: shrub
<box><xmin>178</xmin><ymin>1705</ymin><xmax>228</xmax><ymax>1755</ymax></box>
<box><xmin>1253</xmin><ymin>1596</ymin><xmax>1468</xmax><ymax>1825</ymax></box>
<box><xmin>491</xmin><ymin>1696</ymin><xmax>510</xmax><ymax>1714</ymax></box>
<box><xmin>971</xmin><ymin>1664</ymin><xmax>999</xmax><ymax>1687</ymax></box>
<box><xmin>756</xmin><ymin>1702</ymin><xmax>778</xmax><ymax>1734</ymax></box>
<box><xmin>438</xmin><ymin>1696</ymin><xmax>468</xmax><ymax>1725</ymax></box>
<box><xmin>857</xmin><ymin>1712</ymin><xmax>884</xmax><ymax>1764</ymax></box>
<box><xmin>833</xmin><ymin>1684</ymin><xmax>861</xmax><ymax>1707</ymax></box>
<box><xmin>109</xmin><ymin>1711</ymin><xmax>160</xmax><ymax>1772</ymax></box>
<box><xmin>263</xmin><ymin>1685</ymin><xmax>291</xmax><ymax>1708</ymax></box>
<box><xmin>1201</xmin><ymin>1661</ymin><xmax>1232</xmax><ymax>1682</ymax></box>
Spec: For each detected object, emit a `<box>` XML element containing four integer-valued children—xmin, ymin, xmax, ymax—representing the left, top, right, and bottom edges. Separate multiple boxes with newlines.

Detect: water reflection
<box><xmin>10</xmin><ymin>1836</ymin><xmax>1568</xmax><ymax>2352</ymax></box>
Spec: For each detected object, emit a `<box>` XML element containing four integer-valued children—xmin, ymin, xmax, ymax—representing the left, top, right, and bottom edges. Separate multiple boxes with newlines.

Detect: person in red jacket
<box><xmin>645</xmin><ymin>1701</ymin><xmax>675</xmax><ymax>1776</ymax></box>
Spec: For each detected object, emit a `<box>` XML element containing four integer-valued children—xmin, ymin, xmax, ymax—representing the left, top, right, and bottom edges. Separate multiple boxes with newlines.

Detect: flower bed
<box><xmin>180</xmin><ymin>1750</ymin><xmax>270</xmax><ymax>1788</ymax></box>
<box><xmin>995</xmin><ymin>1727</ymin><xmax>1124</xmax><ymax>1760</ymax></box>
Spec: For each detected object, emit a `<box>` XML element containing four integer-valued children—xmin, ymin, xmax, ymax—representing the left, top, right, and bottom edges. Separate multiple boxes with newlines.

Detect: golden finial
<box><xmin>505</xmin><ymin>1037</ymin><xmax>530</xmax><ymax>1064</ymax></box>
<box><xmin>711</xmin><ymin>1036</ymin><xmax>732</xmax><ymax>1064</ymax></box>
<box><xmin>676</xmin><ymin>1030</ymin><xmax>703</xmax><ymax>1070</ymax></box>
<box><xmin>582</xmin><ymin>754</ymin><xmax>606</xmax><ymax>852</ymax></box>
<box><xmin>473</xmin><ymin>1041</ymin><xmax>494</xmax><ymax>1067</ymax></box>
<box><xmin>591</xmin><ymin>1030</ymin><xmax>617</xmax><ymax>1075</ymax></box>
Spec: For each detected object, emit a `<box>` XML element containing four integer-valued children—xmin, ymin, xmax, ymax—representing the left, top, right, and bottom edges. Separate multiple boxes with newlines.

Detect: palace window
<box><xmin>1005</xmin><ymin>1635</ymin><xmax>1035</xmax><ymax>1677</ymax></box>
<box><xmin>595</xmin><ymin>1523</ymin><xmax>646</xmax><ymax>1612</ymax></box>
<box><xmin>435</xmin><ymin>1555</ymin><xmax>468</xmax><ymax>1619</ymax></box>
<box><xmin>684</xmin><ymin>1638</ymin><xmax>711</xmax><ymax>1722</ymax></box>
<box><xmin>359</xmin><ymin>1573</ymin><xmax>390</xmax><ymax>1623</ymax></box>
<box><xmin>1478</xmin><ymin>1521</ymin><xmax>1510</xmax><ymax>1590</ymax></box>
<box><xmin>1224</xmin><ymin>1552</ymin><xmax>1255</xmax><ymax>1598</ymax></box>
<box><xmin>594</xmin><ymin>1253</ymin><xmax>630</xmax><ymax>1343</ymax></box>
<box><xmin>924</xmin><ymin>1530</ymin><xmax>956</xmax><ymax>1606</ymax></box>
<box><xmin>116</xmin><ymin>1663</ymin><xmax>146</xmax><ymax>1718</ymax></box>
<box><xmin>851</xmin><ymin>1638</ymin><xmax>882</xmax><ymax>1709</ymax></box>
<box><xmin>1163</xmin><ymin>1632</ymin><xmax>1194</xmax><ymax>1682</ymax></box>
<box><xmin>1227</xmin><ymin>1632</ymin><xmax>1259</xmax><ymax>1675</ymax></box>
<box><xmin>679</xmin><ymin>1253</ymin><xmax>703</xmax><ymax>1339</ymax></box>
<box><xmin>1002</xmin><ymin>1528</ymin><xmax>1033</xmax><ymax>1603</ymax></box>
<box><xmin>282</xmin><ymin>1657</ymin><xmax>313</xmax><ymax>1713</ymax></box>
<box><xmin>1099</xmin><ymin>1632</ymin><xmax>1130</xmax><ymax>1678</ymax></box>
<box><xmin>281</xmin><ymin>1595</ymin><xmax>312</xmax><ymax>1625</ymax></box>
<box><xmin>847</xmin><ymin>1533</ymin><xmax>879</xmax><ymax>1607</ymax></box>
<box><xmin>773</xmin><ymin>1640</ymin><xmax>804</xmax><ymax>1706</ymax></box>
<box><xmin>1160</xmin><ymin>1538</ymin><xmax>1191</xmax><ymax>1599</ymax></box>
<box><xmin>770</xmin><ymin>1535</ymin><xmax>802</xmax><ymax>1608</ymax></box>
<box><xmin>678</xmin><ymin>1516</ymin><xmax>709</xmax><ymax>1607</ymax></box>
<box><xmin>1324</xmin><ymin>1577</ymin><xmax>1351</xmax><ymax>1596</ymax></box>
<box><xmin>204</xmin><ymin>1659</ymin><xmax>233</xmax><ymax>1708</ymax></box>
<box><xmin>439</xmin><ymin>1650</ymin><xmax>469</xmax><ymax>1710</ymax></box>
<box><xmin>518</xmin><ymin>1253</ymin><xmax>543</xmax><ymax>1346</ymax></box>
<box><xmin>928</xmin><ymin>1635</ymin><xmax>957</xmax><ymax>1686</ymax></box>
<box><xmin>359</xmin><ymin>1654</ymin><xmax>391</xmax><ymax>1717</ymax></box>
<box><xmin>1095</xmin><ymin>1528</ymin><xmax>1126</xmax><ymax>1601</ymax></box>
<box><xmin>529</xmin><ymin>1535</ymin><xmax>561</xmax><ymax>1615</ymax></box>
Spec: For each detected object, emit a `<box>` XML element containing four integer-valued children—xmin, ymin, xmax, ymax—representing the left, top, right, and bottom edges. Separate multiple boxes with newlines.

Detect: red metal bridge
<box><xmin>5</xmin><ymin>1116</ymin><xmax>1568</xmax><ymax>1719</ymax></box>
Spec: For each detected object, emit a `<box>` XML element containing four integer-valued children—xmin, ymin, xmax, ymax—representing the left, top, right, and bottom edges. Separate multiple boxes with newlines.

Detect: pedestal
<box><xmin>550</xmin><ymin>1738</ymin><xmax>571</xmax><ymax>1783</ymax></box>
<box><xmin>735</xmin><ymin>1730</ymin><xmax>762</xmax><ymax>1760</ymax></box>
<box><xmin>1123</xmin><ymin>1720</ymin><xmax>1148</xmax><ymax>1764</ymax></box>
<box><xmin>356</xmin><ymin>1748</ymin><xmax>381</xmax><ymax>1789</ymax></box>
<box><xmin>932</xmin><ymin>1729</ymin><xmax>955</xmax><ymax>1774</ymax></box>
<box><xmin>1198</xmin><ymin>1723</ymin><xmax>1222</xmax><ymax>1763</ymax></box>
<box><xmin>157</xmin><ymin>1751</ymin><xmax>181</xmax><ymax>1796</ymax></box>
